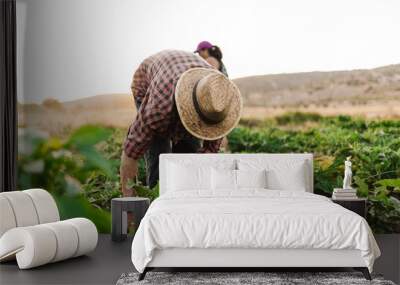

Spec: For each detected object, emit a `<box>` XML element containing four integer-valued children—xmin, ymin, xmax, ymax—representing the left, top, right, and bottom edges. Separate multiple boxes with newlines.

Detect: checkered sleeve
<box><xmin>199</xmin><ymin>138</ymin><xmax>223</xmax><ymax>153</ymax></box>
<box><xmin>124</xmin><ymin>84</ymin><xmax>173</xmax><ymax>160</ymax></box>
<box><xmin>131</xmin><ymin>59</ymin><xmax>150</xmax><ymax>102</ymax></box>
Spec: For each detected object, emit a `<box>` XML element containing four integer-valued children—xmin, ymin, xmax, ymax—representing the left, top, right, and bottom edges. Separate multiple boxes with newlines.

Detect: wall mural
<box><xmin>16</xmin><ymin>0</ymin><xmax>400</xmax><ymax>233</ymax></box>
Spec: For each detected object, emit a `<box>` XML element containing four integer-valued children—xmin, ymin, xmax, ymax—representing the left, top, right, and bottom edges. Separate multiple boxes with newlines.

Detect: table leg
<box><xmin>122</xmin><ymin>210</ymin><xmax>128</xmax><ymax>235</ymax></box>
<box><xmin>132</xmin><ymin>202</ymin><xmax>149</xmax><ymax>229</ymax></box>
<box><xmin>111</xmin><ymin>202</ymin><xmax>124</xmax><ymax>241</ymax></box>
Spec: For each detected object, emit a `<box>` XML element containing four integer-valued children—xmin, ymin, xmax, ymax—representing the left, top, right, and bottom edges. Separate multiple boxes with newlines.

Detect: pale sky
<box><xmin>17</xmin><ymin>0</ymin><xmax>400</xmax><ymax>103</ymax></box>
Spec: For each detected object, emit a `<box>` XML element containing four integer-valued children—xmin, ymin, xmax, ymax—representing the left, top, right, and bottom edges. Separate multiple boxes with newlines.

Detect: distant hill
<box><xmin>18</xmin><ymin>94</ymin><xmax>136</xmax><ymax>135</ymax></box>
<box><xmin>233</xmin><ymin>64</ymin><xmax>400</xmax><ymax>107</ymax></box>
<box><xmin>18</xmin><ymin>64</ymin><xmax>400</xmax><ymax>134</ymax></box>
<box><xmin>62</xmin><ymin>94</ymin><xmax>134</xmax><ymax>111</ymax></box>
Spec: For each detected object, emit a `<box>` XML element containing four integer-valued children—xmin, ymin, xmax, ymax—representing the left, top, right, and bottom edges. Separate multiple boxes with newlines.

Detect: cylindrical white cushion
<box><xmin>42</xmin><ymin>221</ymin><xmax>79</xmax><ymax>262</ymax></box>
<box><xmin>0</xmin><ymin>189</ymin><xmax>59</xmax><ymax>239</ymax></box>
<box><xmin>65</xmin><ymin>218</ymin><xmax>98</xmax><ymax>257</ymax></box>
<box><xmin>23</xmin><ymin>189</ymin><xmax>60</xmax><ymax>224</ymax></box>
<box><xmin>0</xmin><ymin>192</ymin><xmax>39</xmax><ymax>227</ymax></box>
<box><xmin>0</xmin><ymin>218</ymin><xmax>98</xmax><ymax>269</ymax></box>
<box><xmin>0</xmin><ymin>226</ymin><xmax>57</xmax><ymax>269</ymax></box>
<box><xmin>0</xmin><ymin>196</ymin><xmax>17</xmax><ymax>237</ymax></box>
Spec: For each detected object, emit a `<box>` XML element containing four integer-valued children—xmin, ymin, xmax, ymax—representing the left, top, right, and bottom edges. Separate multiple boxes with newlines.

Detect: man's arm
<box><xmin>120</xmin><ymin>115</ymin><xmax>154</xmax><ymax>197</ymax></box>
<box><xmin>121</xmin><ymin>60</ymin><xmax>152</xmax><ymax>196</ymax></box>
<box><xmin>120</xmin><ymin>97</ymin><xmax>171</xmax><ymax>196</ymax></box>
<box><xmin>120</xmin><ymin>151</ymin><xmax>138</xmax><ymax>197</ymax></box>
<box><xmin>131</xmin><ymin>59</ymin><xmax>151</xmax><ymax>105</ymax></box>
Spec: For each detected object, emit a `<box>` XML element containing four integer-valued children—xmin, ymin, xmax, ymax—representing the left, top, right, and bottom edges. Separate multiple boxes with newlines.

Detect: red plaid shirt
<box><xmin>124</xmin><ymin>50</ymin><xmax>223</xmax><ymax>159</ymax></box>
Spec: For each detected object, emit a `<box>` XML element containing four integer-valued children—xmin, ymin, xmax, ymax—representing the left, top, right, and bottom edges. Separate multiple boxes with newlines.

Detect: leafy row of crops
<box><xmin>17</xmin><ymin>126</ymin><xmax>155</xmax><ymax>233</ymax></box>
<box><xmin>228</xmin><ymin>113</ymin><xmax>400</xmax><ymax>233</ymax></box>
<box><xmin>17</xmin><ymin>112</ymin><xmax>400</xmax><ymax>233</ymax></box>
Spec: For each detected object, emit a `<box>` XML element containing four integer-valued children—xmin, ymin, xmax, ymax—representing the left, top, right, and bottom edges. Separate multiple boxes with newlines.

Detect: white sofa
<box><xmin>0</xmin><ymin>189</ymin><xmax>98</xmax><ymax>269</ymax></box>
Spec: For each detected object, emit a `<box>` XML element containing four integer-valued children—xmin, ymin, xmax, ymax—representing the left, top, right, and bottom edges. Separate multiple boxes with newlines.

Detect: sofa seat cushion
<box><xmin>0</xmin><ymin>218</ymin><xmax>98</xmax><ymax>269</ymax></box>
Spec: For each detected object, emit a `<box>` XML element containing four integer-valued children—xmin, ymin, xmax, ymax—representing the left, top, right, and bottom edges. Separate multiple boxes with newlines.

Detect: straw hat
<box><xmin>175</xmin><ymin>68</ymin><xmax>242</xmax><ymax>140</ymax></box>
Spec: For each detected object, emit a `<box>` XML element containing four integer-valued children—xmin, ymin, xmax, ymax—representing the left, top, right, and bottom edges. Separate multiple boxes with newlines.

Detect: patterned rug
<box><xmin>116</xmin><ymin>271</ymin><xmax>395</xmax><ymax>285</ymax></box>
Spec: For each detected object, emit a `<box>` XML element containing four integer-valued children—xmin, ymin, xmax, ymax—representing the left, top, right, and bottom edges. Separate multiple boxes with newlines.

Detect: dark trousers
<box><xmin>135</xmin><ymin>99</ymin><xmax>201</xmax><ymax>188</ymax></box>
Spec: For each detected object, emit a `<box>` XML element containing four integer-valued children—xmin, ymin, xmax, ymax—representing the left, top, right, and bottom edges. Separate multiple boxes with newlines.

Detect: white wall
<box><xmin>17</xmin><ymin>0</ymin><xmax>127</xmax><ymax>103</ymax></box>
<box><xmin>17</xmin><ymin>0</ymin><xmax>400</xmax><ymax>103</ymax></box>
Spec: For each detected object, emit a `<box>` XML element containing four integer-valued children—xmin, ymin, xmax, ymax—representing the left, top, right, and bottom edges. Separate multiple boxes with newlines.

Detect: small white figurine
<box><xmin>343</xmin><ymin>157</ymin><xmax>353</xmax><ymax>190</ymax></box>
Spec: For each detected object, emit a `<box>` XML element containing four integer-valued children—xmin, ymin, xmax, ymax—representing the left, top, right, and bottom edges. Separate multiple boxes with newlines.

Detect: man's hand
<box><xmin>120</xmin><ymin>151</ymin><xmax>139</xmax><ymax>197</ymax></box>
